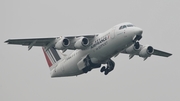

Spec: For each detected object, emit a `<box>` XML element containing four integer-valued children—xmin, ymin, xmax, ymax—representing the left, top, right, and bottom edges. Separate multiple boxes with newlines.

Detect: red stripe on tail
<box><xmin>42</xmin><ymin>48</ymin><xmax>52</xmax><ymax>67</ymax></box>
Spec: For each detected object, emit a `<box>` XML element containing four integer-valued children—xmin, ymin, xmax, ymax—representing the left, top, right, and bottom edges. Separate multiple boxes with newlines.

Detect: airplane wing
<box><xmin>121</xmin><ymin>49</ymin><xmax>172</xmax><ymax>57</ymax></box>
<box><xmin>120</xmin><ymin>43</ymin><xmax>172</xmax><ymax>60</ymax></box>
<box><xmin>152</xmin><ymin>49</ymin><xmax>172</xmax><ymax>57</ymax></box>
<box><xmin>5</xmin><ymin>35</ymin><xmax>96</xmax><ymax>50</ymax></box>
<box><xmin>5</xmin><ymin>37</ymin><xmax>58</xmax><ymax>50</ymax></box>
<box><xmin>5</xmin><ymin>37</ymin><xmax>56</xmax><ymax>46</ymax></box>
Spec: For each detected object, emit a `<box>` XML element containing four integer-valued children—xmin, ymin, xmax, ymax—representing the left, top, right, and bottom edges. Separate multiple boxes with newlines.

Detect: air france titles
<box><xmin>91</xmin><ymin>35</ymin><xmax>109</xmax><ymax>49</ymax></box>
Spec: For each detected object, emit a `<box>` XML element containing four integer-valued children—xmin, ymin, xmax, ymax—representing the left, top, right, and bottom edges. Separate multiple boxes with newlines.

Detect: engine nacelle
<box><xmin>74</xmin><ymin>37</ymin><xmax>89</xmax><ymax>49</ymax></box>
<box><xmin>126</xmin><ymin>42</ymin><xmax>140</xmax><ymax>54</ymax></box>
<box><xmin>54</xmin><ymin>38</ymin><xmax>70</xmax><ymax>50</ymax></box>
<box><xmin>139</xmin><ymin>46</ymin><xmax>154</xmax><ymax>57</ymax></box>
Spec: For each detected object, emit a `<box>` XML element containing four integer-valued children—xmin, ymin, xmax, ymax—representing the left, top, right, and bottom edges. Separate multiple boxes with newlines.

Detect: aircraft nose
<box><xmin>134</xmin><ymin>27</ymin><xmax>143</xmax><ymax>35</ymax></box>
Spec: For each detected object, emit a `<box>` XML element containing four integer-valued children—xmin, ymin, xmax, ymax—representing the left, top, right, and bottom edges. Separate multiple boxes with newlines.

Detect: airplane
<box><xmin>5</xmin><ymin>22</ymin><xmax>172</xmax><ymax>77</ymax></box>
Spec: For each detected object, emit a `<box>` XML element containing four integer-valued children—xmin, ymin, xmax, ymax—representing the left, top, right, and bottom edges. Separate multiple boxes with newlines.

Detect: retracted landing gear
<box><xmin>100</xmin><ymin>59</ymin><xmax>115</xmax><ymax>75</ymax></box>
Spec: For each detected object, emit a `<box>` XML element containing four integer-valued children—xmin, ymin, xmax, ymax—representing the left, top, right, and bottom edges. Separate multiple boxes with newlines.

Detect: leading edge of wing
<box><xmin>152</xmin><ymin>49</ymin><xmax>172</xmax><ymax>57</ymax></box>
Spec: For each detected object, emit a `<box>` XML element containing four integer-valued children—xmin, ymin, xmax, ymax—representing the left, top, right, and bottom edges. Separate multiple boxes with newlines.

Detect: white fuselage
<box><xmin>51</xmin><ymin>23</ymin><xmax>142</xmax><ymax>77</ymax></box>
<box><xmin>5</xmin><ymin>22</ymin><xmax>172</xmax><ymax>78</ymax></box>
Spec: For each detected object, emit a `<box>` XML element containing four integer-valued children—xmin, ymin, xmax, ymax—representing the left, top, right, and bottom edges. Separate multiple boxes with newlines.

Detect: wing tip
<box><xmin>168</xmin><ymin>53</ymin><xmax>172</xmax><ymax>57</ymax></box>
<box><xmin>4</xmin><ymin>40</ymin><xmax>9</xmax><ymax>43</ymax></box>
<box><xmin>165</xmin><ymin>52</ymin><xmax>172</xmax><ymax>57</ymax></box>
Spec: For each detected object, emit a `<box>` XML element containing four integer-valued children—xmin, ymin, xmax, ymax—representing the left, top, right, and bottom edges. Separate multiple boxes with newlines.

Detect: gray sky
<box><xmin>1</xmin><ymin>0</ymin><xmax>179</xmax><ymax>101</ymax></box>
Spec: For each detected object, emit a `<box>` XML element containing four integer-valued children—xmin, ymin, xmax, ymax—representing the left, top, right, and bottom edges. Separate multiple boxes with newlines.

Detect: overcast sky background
<box><xmin>1</xmin><ymin>0</ymin><xmax>179</xmax><ymax>101</ymax></box>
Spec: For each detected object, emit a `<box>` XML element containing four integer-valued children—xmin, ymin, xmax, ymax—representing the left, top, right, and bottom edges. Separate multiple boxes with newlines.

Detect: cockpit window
<box><xmin>119</xmin><ymin>25</ymin><xmax>127</xmax><ymax>30</ymax></box>
<box><xmin>119</xmin><ymin>26</ymin><xmax>123</xmax><ymax>30</ymax></box>
<box><xmin>119</xmin><ymin>24</ymin><xmax>134</xmax><ymax>30</ymax></box>
<box><xmin>123</xmin><ymin>25</ymin><xmax>127</xmax><ymax>28</ymax></box>
<box><xmin>127</xmin><ymin>24</ymin><xmax>134</xmax><ymax>27</ymax></box>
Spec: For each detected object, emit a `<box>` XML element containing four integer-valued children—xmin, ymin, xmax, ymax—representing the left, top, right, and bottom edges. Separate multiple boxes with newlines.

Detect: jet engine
<box><xmin>139</xmin><ymin>46</ymin><xmax>154</xmax><ymax>57</ymax></box>
<box><xmin>54</xmin><ymin>38</ymin><xmax>70</xmax><ymax>50</ymax></box>
<box><xmin>74</xmin><ymin>37</ymin><xmax>89</xmax><ymax>49</ymax></box>
<box><xmin>126</xmin><ymin>42</ymin><xmax>140</xmax><ymax>54</ymax></box>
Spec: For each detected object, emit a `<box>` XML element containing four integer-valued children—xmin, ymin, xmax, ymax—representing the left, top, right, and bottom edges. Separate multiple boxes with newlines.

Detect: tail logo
<box><xmin>42</xmin><ymin>47</ymin><xmax>61</xmax><ymax>67</ymax></box>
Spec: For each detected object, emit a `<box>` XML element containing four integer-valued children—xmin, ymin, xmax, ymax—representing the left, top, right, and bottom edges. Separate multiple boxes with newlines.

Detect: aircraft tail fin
<box><xmin>42</xmin><ymin>47</ymin><xmax>61</xmax><ymax>68</ymax></box>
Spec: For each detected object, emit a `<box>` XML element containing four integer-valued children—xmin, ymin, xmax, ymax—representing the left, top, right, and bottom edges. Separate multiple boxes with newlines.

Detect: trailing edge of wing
<box><xmin>152</xmin><ymin>49</ymin><xmax>172</xmax><ymax>57</ymax></box>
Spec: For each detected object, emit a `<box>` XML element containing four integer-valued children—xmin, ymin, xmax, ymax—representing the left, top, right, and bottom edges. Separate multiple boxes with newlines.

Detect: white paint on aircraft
<box><xmin>5</xmin><ymin>22</ymin><xmax>172</xmax><ymax>77</ymax></box>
